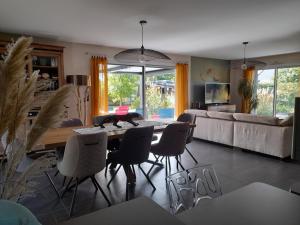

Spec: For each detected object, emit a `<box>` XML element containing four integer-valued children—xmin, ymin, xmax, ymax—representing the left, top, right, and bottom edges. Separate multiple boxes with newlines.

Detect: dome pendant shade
<box><xmin>114</xmin><ymin>20</ymin><xmax>171</xmax><ymax>64</ymax></box>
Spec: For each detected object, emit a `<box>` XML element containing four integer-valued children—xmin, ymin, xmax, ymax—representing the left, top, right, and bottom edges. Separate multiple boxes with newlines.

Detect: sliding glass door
<box><xmin>145</xmin><ymin>67</ymin><xmax>175</xmax><ymax>120</ymax></box>
<box><xmin>275</xmin><ymin>67</ymin><xmax>300</xmax><ymax>117</ymax></box>
<box><xmin>255</xmin><ymin>66</ymin><xmax>300</xmax><ymax>117</ymax></box>
<box><xmin>255</xmin><ymin>69</ymin><xmax>275</xmax><ymax>116</ymax></box>
<box><xmin>107</xmin><ymin>64</ymin><xmax>175</xmax><ymax>119</ymax></box>
<box><xmin>107</xmin><ymin>65</ymin><xmax>143</xmax><ymax>115</ymax></box>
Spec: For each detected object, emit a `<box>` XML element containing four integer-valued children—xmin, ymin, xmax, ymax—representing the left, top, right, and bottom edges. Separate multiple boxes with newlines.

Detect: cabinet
<box><xmin>206</xmin><ymin>104</ymin><xmax>236</xmax><ymax>113</ymax></box>
<box><xmin>0</xmin><ymin>41</ymin><xmax>65</xmax><ymax>120</ymax></box>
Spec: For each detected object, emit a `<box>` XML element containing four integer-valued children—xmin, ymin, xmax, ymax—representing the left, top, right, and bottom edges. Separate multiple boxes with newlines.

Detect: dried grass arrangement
<box><xmin>0</xmin><ymin>37</ymin><xmax>71</xmax><ymax>200</ymax></box>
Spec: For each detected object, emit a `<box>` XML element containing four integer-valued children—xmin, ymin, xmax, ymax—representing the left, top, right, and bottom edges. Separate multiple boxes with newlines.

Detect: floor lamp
<box><xmin>66</xmin><ymin>75</ymin><xmax>90</xmax><ymax>125</ymax></box>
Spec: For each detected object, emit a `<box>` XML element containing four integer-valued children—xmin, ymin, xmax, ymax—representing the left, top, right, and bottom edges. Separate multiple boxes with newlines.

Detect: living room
<box><xmin>0</xmin><ymin>0</ymin><xmax>300</xmax><ymax>225</ymax></box>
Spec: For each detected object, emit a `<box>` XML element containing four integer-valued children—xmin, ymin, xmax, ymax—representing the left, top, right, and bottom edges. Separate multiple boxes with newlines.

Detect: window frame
<box><xmin>254</xmin><ymin>64</ymin><xmax>300</xmax><ymax>117</ymax></box>
<box><xmin>107</xmin><ymin>63</ymin><xmax>175</xmax><ymax>118</ymax></box>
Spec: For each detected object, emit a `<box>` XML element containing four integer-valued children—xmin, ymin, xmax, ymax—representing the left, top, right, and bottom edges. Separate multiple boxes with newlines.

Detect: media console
<box><xmin>193</xmin><ymin>104</ymin><xmax>236</xmax><ymax>113</ymax></box>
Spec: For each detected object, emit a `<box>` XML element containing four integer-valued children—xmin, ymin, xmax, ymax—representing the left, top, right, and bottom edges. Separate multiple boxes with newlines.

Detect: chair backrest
<box><xmin>59</xmin><ymin>132</ymin><xmax>107</xmax><ymax>178</ymax></box>
<box><xmin>167</xmin><ymin>164</ymin><xmax>222</xmax><ymax>214</ymax></box>
<box><xmin>177</xmin><ymin>113</ymin><xmax>196</xmax><ymax>144</ymax></box>
<box><xmin>60</xmin><ymin>118</ymin><xmax>83</xmax><ymax>128</ymax></box>
<box><xmin>155</xmin><ymin>123</ymin><xmax>190</xmax><ymax>156</ymax></box>
<box><xmin>118</xmin><ymin>126</ymin><xmax>154</xmax><ymax>164</ymax></box>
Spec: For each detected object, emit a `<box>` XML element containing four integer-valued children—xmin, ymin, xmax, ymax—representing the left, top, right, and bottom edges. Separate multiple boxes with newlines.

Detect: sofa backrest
<box><xmin>184</xmin><ymin>109</ymin><xmax>208</xmax><ymax>117</ymax></box>
<box><xmin>207</xmin><ymin>111</ymin><xmax>234</xmax><ymax>121</ymax></box>
<box><xmin>233</xmin><ymin>113</ymin><xmax>279</xmax><ymax>126</ymax></box>
<box><xmin>185</xmin><ymin>109</ymin><xmax>293</xmax><ymax>127</ymax></box>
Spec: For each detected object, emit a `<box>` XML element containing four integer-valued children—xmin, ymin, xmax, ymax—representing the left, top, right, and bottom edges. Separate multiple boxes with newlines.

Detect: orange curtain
<box><xmin>175</xmin><ymin>63</ymin><xmax>189</xmax><ymax>117</ymax></box>
<box><xmin>241</xmin><ymin>67</ymin><xmax>254</xmax><ymax>113</ymax></box>
<box><xmin>90</xmin><ymin>56</ymin><xmax>108</xmax><ymax>118</ymax></box>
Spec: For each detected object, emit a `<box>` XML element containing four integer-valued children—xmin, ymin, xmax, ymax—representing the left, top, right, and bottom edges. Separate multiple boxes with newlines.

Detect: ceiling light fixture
<box><xmin>241</xmin><ymin>41</ymin><xmax>249</xmax><ymax>70</ymax></box>
<box><xmin>114</xmin><ymin>20</ymin><xmax>171</xmax><ymax>64</ymax></box>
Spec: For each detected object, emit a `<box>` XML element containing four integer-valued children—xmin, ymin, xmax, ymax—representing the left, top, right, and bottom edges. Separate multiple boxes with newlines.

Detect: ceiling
<box><xmin>0</xmin><ymin>0</ymin><xmax>300</xmax><ymax>60</ymax></box>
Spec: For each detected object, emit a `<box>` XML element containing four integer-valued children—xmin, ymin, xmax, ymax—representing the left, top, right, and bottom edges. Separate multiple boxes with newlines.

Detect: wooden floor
<box><xmin>20</xmin><ymin>139</ymin><xmax>300</xmax><ymax>225</ymax></box>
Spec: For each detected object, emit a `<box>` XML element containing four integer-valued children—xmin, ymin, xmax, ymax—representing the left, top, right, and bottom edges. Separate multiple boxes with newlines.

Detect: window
<box><xmin>255</xmin><ymin>69</ymin><xmax>275</xmax><ymax>116</ymax></box>
<box><xmin>107</xmin><ymin>64</ymin><xmax>175</xmax><ymax>120</ymax></box>
<box><xmin>145</xmin><ymin>67</ymin><xmax>175</xmax><ymax>120</ymax></box>
<box><xmin>107</xmin><ymin>65</ymin><xmax>143</xmax><ymax>115</ymax></box>
<box><xmin>255</xmin><ymin>66</ymin><xmax>300</xmax><ymax>118</ymax></box>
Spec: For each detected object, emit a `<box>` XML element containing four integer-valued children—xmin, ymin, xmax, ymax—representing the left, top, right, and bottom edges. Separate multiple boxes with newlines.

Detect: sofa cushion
<box><xmin>184</xmin><ymin>109</ymin><xmax>207</xmax><ymax>117</ymax></box>
<box><xmin>233</xmin><ymin>113</ymin><xmax>279</xmax><ymax>126</ymax></box>
<box><xmin>279</xmin><ymin>114</ymin><xmax>294</xmax><ymax>127</ymax></box>
<box><xmin>207</xmin><ymin>111</ymin><xmax>234</xmax><ymax>120</ymax></box>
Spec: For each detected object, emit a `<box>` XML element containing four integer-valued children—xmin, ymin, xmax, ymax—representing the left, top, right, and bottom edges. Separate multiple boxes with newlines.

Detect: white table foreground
<box><xmin>59</xmin><ymin>196</ymin><xmax>185</xmax><ymax>225</ymax></box>
<box><xmin>177</xmin><ymin>182</ymin><xmax>300</xmax><ymax>225</ymax></box>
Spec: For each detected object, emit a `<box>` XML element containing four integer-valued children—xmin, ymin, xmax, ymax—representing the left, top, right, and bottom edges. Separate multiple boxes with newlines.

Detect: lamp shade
<box><xmin>66</xmin><ymin>75</ymin><xmax>89</xmax><ymax>86</ymax></box>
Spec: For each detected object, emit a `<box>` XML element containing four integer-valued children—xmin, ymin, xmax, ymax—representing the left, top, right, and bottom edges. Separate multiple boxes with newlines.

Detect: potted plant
<box><xmin>238</xmin><ymin>76</ymin><xmax>258</xmax><ymax>113</ymax></box>
<box><xmin>0</xmin><ymin>37</ymin><xmax>71</xmax><ymax>224</ymax></box>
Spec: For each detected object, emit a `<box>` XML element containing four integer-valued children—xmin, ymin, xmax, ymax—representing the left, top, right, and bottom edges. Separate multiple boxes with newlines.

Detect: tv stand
<box><xmin>206</xmin><ymin>104</ymin><xmax>236</xmax><ymax>113</ymax></box>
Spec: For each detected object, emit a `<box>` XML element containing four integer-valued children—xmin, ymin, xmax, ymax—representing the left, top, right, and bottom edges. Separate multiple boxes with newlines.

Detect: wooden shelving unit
<box><xmin>0</xmin><ymin>41</ymin><xmax>65</xmax><ymax>121</ymax></box>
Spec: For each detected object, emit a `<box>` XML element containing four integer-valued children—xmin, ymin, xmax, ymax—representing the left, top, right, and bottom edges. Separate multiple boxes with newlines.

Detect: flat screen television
<box><xmin>205</xmin><ymin>82</ymin><xmax>230</xmax><ymax>104</ymax></box>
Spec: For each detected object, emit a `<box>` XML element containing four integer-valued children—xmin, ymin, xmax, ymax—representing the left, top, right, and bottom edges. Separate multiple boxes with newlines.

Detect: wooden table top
<box><xmin>34</xmin><ymin>120</ymin><xmax>173</xmax><ymax>151</ymax></box>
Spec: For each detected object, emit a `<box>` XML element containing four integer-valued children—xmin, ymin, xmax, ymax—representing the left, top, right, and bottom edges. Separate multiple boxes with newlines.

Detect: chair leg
<box><xmin>138</xmin><ymin>164</ymin><xmax>156</xmax><ymax>191</ymax></box>
<box><xmin>125</xmin><ymin>179</ymin><xmax>129</xmax><ymax>201</ymax></box>
<box><xmin>61</xmin><ymin>177</ymin><xmax>73</xmax><ymax>198</ymax></box>
<box><xmin>44</xmin><ymin>171</ymin><xmax>60</xmax><ymax>198</ymax></box>
<box><xmin>69</xmin><ymin>178</ymin><xmax>79</xmax><ymax>217</ymax></box>
<box><xmin>168</xmin><ymin>157</ymin><xmax>171</xmax><ymax>173</ymax></box>
<box><xmin>185</xmin><ymin>146</ymin><xmax>198</xmax><ymax>164</ymax></box>
<box><xmin>92</xmin><ymin>176</ymin><xmax>111</xmax><ymax>206</ymax></box>
<box><xmin>90</xmin><ymin>177</ymin><xmax>99</xmax><ymax>192</ymax></box>
<box><xmin>165</xmin><ymin>157</ymin><xmax>168</xmax><ymax>178</ymax></box>
<box><xmin>147</xmin><ymin>157</ymin><xmax>159</xmax><ymax>175</ymax></box>
<box><xmin>160</xmin><ymin>156</ymin><xmax>165</xmax><ymax>162</ymax></box>
<box><xmin>105</xmin><ymin>161</ymin><xmax>109</xmax><ymax>177</ymax></box>
<box><xmin>131</xmin><ymin>165</ymin><xmax>136</xmax><ymax>176</ymax></box>
<box><xmin>54</xmin><ymin>170</ymin><xmax>59</xmax><ymax>177</ymax></box>
<box><xmin>175</xmin><ymin>156</ymin><xmax>185</xmax><ymax>170</ymax></box>
<box><xmin>62</xmin><ymin>176</ymin><xmax>66</xmax><ymax>187</ymax></box>
<box><xmin>107</xmin><ymin>165</ymin><xmax>122</xmax><ymax>188</ymax></box>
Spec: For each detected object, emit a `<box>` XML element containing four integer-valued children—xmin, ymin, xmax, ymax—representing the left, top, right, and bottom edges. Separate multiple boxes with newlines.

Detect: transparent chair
<box><xmin>166</xmin><ymin>164</ymin><xmax>222</xmax><ymax>214</ymax></box>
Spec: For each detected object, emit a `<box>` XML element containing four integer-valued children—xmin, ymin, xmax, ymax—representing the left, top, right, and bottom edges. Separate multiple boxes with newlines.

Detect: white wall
<box><xmin>190</xmin><ymin>56</ymin><xmax>230</xmax><ymax>106</ymax></box>
<box><xmin>29</xmin><ymin>38</ymin><xmax>191</xmax><ymax>121</ymax></box>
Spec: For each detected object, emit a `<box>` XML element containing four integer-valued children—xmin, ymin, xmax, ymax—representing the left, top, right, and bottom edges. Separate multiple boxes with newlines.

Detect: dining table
<box><xmin>177</xmin><ymin>182</ymin><xmax>300</xmax><ymax>225</ymax></box>
<box><xmin>33</xmin><ymin>120</ymin><xmax>186</xmax><ymax>183</ymax></box>
<box><xmin>33</xmin><ymin>120</ymin><xmax>171</xmax><ymax>151</ymax></box>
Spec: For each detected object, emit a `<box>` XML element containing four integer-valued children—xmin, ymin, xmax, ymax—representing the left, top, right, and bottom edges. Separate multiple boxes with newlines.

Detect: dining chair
<box><xmin>54</xmin><ymin>118</ymin><xmax>83</xmax><ymax>183</ymax></box>
<box><xmin>177</xmin><ymin>113</ymin><xmax>198</xmax><ymax>164</ymax></box>
<box><xmin>46</xmin><ymin>132</ymin><xmax>111</xmax><ymax>216</ymax></box>
<box><xmin>167</xmin><ymin>164</ymin><xmax>222</xmax><ymax>214</ymax></box>
<box><xmin>105</xmin><ymin>126</ymin><xmax>155</xmax><ymax>200</ymax></box>
<box><xmin>147</xmin><ymin>123</ymin><xmax>190</xmax><ymax>178</ymax></box>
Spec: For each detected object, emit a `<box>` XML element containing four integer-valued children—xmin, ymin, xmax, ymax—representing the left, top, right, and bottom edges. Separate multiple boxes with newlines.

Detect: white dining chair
<box><xmin>46</xmin><ymin>131</ymin><xmax>111</xmax><ymax>216</ymax></box>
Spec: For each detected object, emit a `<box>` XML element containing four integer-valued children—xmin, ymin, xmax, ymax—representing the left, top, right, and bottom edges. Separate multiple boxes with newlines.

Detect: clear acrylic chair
<box><xmin>166</xmin><ymin>164</ymin><xmax>222</xmax><ymax>214</ymax></box>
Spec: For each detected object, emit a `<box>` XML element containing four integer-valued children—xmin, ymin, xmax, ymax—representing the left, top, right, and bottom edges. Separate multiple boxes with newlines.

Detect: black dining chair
<box><xmin>147</xmin><ymin>123</ymin><xmax>190</xmax><ymax>178</ymax></box>
<box><xmin>177</xmin><ymin>113</ymin><xmax>198</xmax><ymax>164</ymax></box>
<box><xmin>105</xmin><ymin>126</ymin><xmax>155</xmax><ymax>200</ymax></box>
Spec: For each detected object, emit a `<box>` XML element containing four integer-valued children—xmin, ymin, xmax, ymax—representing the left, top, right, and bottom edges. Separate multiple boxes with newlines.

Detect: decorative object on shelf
<box><xmin>240</xmin><ymin>42</ymin><xmax>266</xmax><ymax>70</ymax></box>
<box><xmin>0</xmin><ymin>37</ymin><xmax>71</xmax><ymax>203</ymax></box>
<box><xmin>66</xmin><ymin>74</ymin><xmax>90</xmax><ymax>125</ymax></box>
<box><xmin>114</xmin><ymin>20</ymin><xmax>171</xmax><ymax>64</ymax></box>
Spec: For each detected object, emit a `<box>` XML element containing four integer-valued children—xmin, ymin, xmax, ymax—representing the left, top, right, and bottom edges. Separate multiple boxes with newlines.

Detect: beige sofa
<box><xmin>185</xmin><ymin>109</ymin><xmax>293</xmax><ymax>158</ymax></box>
